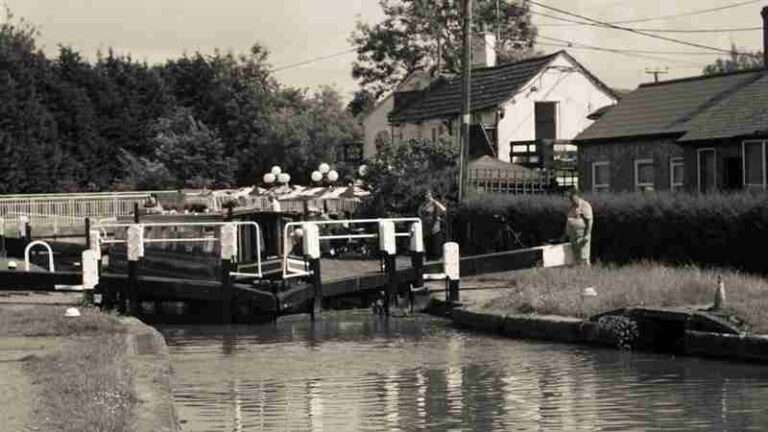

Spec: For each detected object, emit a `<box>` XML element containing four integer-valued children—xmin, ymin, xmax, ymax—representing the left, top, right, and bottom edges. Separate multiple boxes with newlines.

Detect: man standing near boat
<box><xmin>561</xmin><ymin>189</ymin><xmax>593</xmax><ymax>266</ymax></box>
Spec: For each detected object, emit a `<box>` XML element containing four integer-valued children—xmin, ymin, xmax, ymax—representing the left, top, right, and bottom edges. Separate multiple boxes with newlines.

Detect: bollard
<box><xmin>379</xmin><ymin>220</ymin><xmax>397</xmax><ymax>316</ymax></box>
<box><xmin>303</xmin><ymin>223</ymin><xmax>322</xmax><ymax>319</ymax></box>
<box><xmin>443</xmin><ymin>242</ymin><xmax>460</xmax><ymax>302</ymax></box>
<box><xmin>409</xmin><ymin>221</ymin><xmax>425</xmax><ymax>312</ymax></box>
<box><xmin>220</xmin><ymin>222</ymin><xmax>238</xmax><ymax>323</ymax></box>
<box><xmin>714</xmin><ymin>275</ymin><xmax>726</xmax><ymax>310</ymax></box>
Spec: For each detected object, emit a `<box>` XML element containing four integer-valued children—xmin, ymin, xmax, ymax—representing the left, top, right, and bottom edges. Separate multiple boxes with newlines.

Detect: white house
<box><xmin>364</xmin><ymin>38</ymin><xmax>618</xmax><ymax>167</ymax></box>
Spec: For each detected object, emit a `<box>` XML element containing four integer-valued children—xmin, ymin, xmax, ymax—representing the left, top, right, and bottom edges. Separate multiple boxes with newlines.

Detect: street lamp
<box><xmin>312</xmin><ymin>163</ymin><xmax>338</xmax><ymax>186</ymax></box>
<box><xmin>263</xmin><ymin>173</ymin><xmax>276</xmax><ymax>185</ymax></box>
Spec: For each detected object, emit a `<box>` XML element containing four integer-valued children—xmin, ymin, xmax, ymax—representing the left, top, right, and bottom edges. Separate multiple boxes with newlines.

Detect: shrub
<box><xmin>455</xmin><ymin>192</ymin><xmax>768</xmax><ymax>273</ymax></box>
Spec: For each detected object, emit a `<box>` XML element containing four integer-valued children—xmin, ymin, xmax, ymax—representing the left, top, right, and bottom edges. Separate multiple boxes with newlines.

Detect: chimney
<box><xmin>763</xmin><ymin>6</ymin><xmax>768</xmax><ymax>68</ymax></box>
<box><xmin>471</xmin><ymin>31</ymin><xmax>497</xmax><ymax>68</ymax></box>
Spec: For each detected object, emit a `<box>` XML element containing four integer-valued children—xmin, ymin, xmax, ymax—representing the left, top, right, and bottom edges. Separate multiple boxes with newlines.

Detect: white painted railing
<box><xmin>281</xmin><ymin>218</ymin><xmax>422</xmax><ymax>280</ymax></box>
<box><xmin>95</xmin><ymin>220</ymin><xmax>264</xmax><ymax>278</ymax></box>
<box><xmin>0</xmin><ymin>191</ymin><xmax>154</xmax><ymax>228</ymax></box>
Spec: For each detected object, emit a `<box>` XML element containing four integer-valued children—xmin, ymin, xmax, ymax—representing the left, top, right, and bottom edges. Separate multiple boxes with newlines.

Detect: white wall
<box><xmin>362</xmin><ymin>94</ymin><xmax>393</xmax><ymax>159</ymax></box>
<box><xmin>496</xmin><ymin>54</ymin><xmax>617</xmax><ymax>162</ymax></box>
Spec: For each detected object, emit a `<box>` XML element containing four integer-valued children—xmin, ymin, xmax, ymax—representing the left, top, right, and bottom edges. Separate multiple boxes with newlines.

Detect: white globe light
<box><xmin>278</xmin><ymin>173</ymin><xmax>290</xmax><ymax>184</ymax></box>
<box><xmin>271</xmin><ymin>166</ymin><xmax>282</xmax><ymax>175</ymax></box>
<box><xmin>284</xmin><ymin>173</ymin><xmax>291</xmax><ymax>183</ymax></box>
<box><xmin>358</xmin><ymin>165</ymin><xmax>368</xmax><ymax>177</ymax></box>
<box><xmin>327</xmin><ymin>170</ymin><xmax>339</xmax><ymax>182</ymax></box>
<box><xmin>318</xmin><ymin>163</ymin><xmax>330</xmax><ymax>174</ymax></box>
<box><xmin>263</xmin><ymin>173</ymin><xmax>276</xmax><ymax>184</ymax></box>
<box><xmin>311</xmin><ymin>171</ymin><xmax>323</xmax><ymax>182</ymax></box>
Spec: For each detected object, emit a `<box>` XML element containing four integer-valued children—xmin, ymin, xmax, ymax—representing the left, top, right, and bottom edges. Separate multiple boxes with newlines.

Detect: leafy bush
<box><xmin>456</xmin><ymin>192</ymin><xmax>768</xmax><ymax>273</ymax></box>
<box><xmin>358</xmin><ymin>138</ymin><xmax>459</xmax><ymax>217</ymax></box>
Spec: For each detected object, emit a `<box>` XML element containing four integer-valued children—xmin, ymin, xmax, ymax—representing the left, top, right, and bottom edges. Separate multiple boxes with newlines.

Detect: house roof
<box><xmin>389</xmin><ymin>51</ymin><xmax>615</xmax><ymax>124</ymax></box>
<box><xmin>679</xmin><ymin>72</ymin><xmax>768</xmax><ymax>142</ymax></box>
<box><xmin>576</xmin><ymin>69</ymin><xmax>765</xmax><ymax>142</ymax></box>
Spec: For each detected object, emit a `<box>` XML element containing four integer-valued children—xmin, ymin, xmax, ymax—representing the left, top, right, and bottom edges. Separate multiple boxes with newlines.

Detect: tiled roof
<box><xmin>575</xmin><ymin>69</ymin><xmax>764</xmax><ymax>142</ymax></box>
<box><xmin>389</xmin><ymin>52</ymin><xmax>560</xmax><ymax>123</ymax></box>
<box><xmin>680</xmin><ymin>72</ymin><xmax>768</xmax><ymax>142</ymax></box>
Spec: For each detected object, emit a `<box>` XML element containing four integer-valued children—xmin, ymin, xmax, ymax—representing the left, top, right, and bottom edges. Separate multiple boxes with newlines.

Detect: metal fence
<box><xmin>0</xmin><ymin>191</ymin><xmax>155</xmax><ymax>229</ymax></box>
<box><xmin>468</xmin><ymin>168</ymin><xmax>578</xmax><ymax>195</ymax></box>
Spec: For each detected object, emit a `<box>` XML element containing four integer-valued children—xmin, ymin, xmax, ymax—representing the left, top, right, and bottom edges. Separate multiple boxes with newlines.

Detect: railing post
<box><xmin>303</xmin><ymin>223</ymin><xmax>322</xmax><ymax>320</ymax></box>
<box><xmin>409</xmin><ymin>220</ymin><xmax>425</xmax><ymax>312</ymax></box>
<box><xmin>0</xmin><ymin>216</ymin><xmax>5</xmax><ymax>258</ymax></box>
<box><xmin>379</xmin><ymin>220</ymin><xmax>397</xmax><ymax>316</ymax></box>
<box><xmin>124</xmin><ymin>205</ymin><xmax>142</xmax><ymax>315</ymax></box>
<box><xmin>220</xmin><ymin>222</ymin><xmax>238</xmax><ymax>324</ymax></box>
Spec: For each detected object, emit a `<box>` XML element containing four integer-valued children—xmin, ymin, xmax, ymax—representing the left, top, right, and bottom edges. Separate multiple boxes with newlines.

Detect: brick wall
<box><xmin>577</xmin><ymin>137</ymin><xmax>684</xmax><ymax>192</ymax></box>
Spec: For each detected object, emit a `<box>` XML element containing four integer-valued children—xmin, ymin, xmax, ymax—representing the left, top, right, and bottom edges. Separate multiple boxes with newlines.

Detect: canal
<box><xmin>160</xmin><ymin>311</ymin><xmax>768</xmax><ymax>431</ymax></box>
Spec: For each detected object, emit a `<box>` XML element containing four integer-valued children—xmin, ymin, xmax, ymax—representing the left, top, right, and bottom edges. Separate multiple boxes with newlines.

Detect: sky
<box><xmin>6</xmin><ymin>0</ymin><xmax>767</xmax><ymax>99</ymax></box>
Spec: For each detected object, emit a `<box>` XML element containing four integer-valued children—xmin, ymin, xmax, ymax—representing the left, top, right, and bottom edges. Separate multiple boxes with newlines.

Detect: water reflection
<box><xmin>161</xmin><ymin>312</ymin><xmax>768</xmax><ymax>432</ymax></box>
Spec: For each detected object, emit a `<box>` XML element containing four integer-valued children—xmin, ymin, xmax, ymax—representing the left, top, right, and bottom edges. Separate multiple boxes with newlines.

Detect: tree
<box><xmin>360</xmin><ymin>138</ymin><xmax>459</xmax><ymax>217</ymax></box>
<box><xmin>350</xmin><ymin>0</ymin><xmax>537</xmax><ymax>97</ymax></box>
<box><xmin>347</xmin><ymin>89</ymin><xmax>377</xmax><ymax>117</ymax></box>
<box><xmin>149</xmin><ymin>108</ymin><xmax>236</xmax><ymax>189</ymax></box>
<box><xmin>262</xmin><ymin>86</ymin><xmax>363</xmax><ymax>183</ymax></box>
<box><xmin>703</xmin><ymin>44</ymin><xmax>763</xmax><ymax>75</ymax></box>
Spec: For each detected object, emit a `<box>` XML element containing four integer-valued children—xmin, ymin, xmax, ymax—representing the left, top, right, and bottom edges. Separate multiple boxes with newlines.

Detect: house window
<box><xmin>592</xmin><ymin>161</ymin><xmax>610</xmax><ymax>192</ymax></box>
<box><xmin>670</xmin><ymin>157</ymin><xmax>684</xmax><ymax>191</ymax></box>
<box><xmin>743</xmin><ymin>140</ymin><xmax>766</xmax><ymax>190</ymax></box>
<box><xmin>634</xmin><ymin>159</ymin><xmax>654</xmax><ymax>191</ymax></box>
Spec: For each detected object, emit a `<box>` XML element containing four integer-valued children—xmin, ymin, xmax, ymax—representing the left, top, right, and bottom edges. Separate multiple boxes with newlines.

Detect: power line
<box><xmin>533</xmin><ymin>0</ymin><xmax>763</xmax><ymax>26</ymax></box>
<box><xmin>535</xmin><ymin>38</ymin><xmax>705</xmax><ymax>68</ymax></box>
<box><xmin>532</xmin><ymin>10</ymin><xmax>762</xmax><ymax>33</ymax></box>
<box><xmin>537</xmin><ymin>35</ymin><xmax>732</xmax><ymax>56</ymax></box>
<box><xmin>526</xmin><ymin>0</ymin><xmax>756</xmax><ymax>56</ymax></box>
<box><xmin>271</xmin><ymin>48</ymin><xmax>357</xmax><ymax>73</ymax></box>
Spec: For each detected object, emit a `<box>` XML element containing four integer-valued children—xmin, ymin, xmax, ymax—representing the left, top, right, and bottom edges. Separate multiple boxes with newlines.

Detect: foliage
<box><xmin>360</xmin><ymin>138</ymin><xmax>459</xmax><ymax>216</ymax></box>
<box><xmin>0</xmin><ymin>9</ymin><xmax>361</xmax><ymax>193</ymax></box>
<box><xmin>703</xmin><ymin>44</ymin><xmax>763</xmax><ymax>75</ymax></box>
<box><xmin>350</xmin><ymin>0</ymin><xmax>537</xmax><ymax>97</ymax></box>
<box><xmin>456</xmin><ymin>192</ymin><xmax>768</xmax><ymax>274</ymax></box>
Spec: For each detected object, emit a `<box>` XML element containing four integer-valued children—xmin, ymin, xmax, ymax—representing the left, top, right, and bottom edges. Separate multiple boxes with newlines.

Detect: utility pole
<box><xmin>458</xmin><ymin>0</ymin><xmax>472</xmax><ymax>202</ymax></box>
<box><xmin>645</xmin><ymin>67</ymin><xmax>668</xmax><ymax>83</ymax></box>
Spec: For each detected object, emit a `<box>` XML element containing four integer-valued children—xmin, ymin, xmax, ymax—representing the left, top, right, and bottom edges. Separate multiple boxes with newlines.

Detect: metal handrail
<box><xmin>281</xmin><ymin>217</ymin><xmax>421</xmax><ymax>279</ymax></box>
<box><xmin>94</xmin><ymin>220</ymin><xmax>263</xmax><ymax>278</ymax></box>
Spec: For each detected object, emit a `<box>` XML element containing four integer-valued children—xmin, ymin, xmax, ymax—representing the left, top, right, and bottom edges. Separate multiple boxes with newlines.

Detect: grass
<box><xmin>0</xmin><ymin>305</ymin><xmax>126</xmax><ymax>337</ymax></box>
<box><xmin>474</xmin><ymin>262</ymin><xmax>768</xmax><ymax>334</ymax></box>
<box><xmin>0</xmin><ymin>306</ymin><xmax>135</xmax><ymax>432</ymax></box>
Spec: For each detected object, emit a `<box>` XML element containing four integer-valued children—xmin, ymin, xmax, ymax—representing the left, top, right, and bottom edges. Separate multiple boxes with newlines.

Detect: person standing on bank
<box><xmin>561</xmin><ymin>189</ymin><xmax>593</xmax><ymax>266</ymax></box>
<box><xmin>418</xmin><ymin>190</ymin><xmax>447</xmax><ymax>260</ymax></box>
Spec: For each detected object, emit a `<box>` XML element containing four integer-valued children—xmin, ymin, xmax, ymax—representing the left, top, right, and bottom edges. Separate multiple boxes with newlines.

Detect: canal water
<box><xmin>160</xmin><ymin>311</ymin><xmax>768</xmax><ymax>431</ymax></box>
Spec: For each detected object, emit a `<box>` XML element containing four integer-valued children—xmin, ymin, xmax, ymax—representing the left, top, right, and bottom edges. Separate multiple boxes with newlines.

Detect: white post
<box><xmin>126</xmin><ymin>224</ymin><xmax>144</xmax><ymax>262</ymax></box>
<box><xmin>443</xmin><ymin>241</ymin><xmax>460</xmax><ymax>302</ymax></box>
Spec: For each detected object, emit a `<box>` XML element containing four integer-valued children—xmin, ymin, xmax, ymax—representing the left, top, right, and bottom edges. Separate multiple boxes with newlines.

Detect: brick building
<box><xmin>574</xmin><ymin>69</ymin><xmax>768</xmax><ymax>193</ymax></box>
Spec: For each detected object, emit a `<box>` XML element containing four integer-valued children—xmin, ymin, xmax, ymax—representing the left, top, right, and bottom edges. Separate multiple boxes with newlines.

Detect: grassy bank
<box><xmin>0</xmin><ymin>305</ymin><xmax>135</xmax><ymax>432</ymax></box>
<box><xmin>472</xmin><ymin>263</ymin><xmax>768</xmax><ymax>334</ymax></box>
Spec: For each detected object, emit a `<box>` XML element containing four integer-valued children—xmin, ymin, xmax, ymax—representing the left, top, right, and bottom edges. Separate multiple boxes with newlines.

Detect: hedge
<box><xmin>453</xmin><ymin>192</ymin><xmax>768</xmax><ymax>273</ymax></box>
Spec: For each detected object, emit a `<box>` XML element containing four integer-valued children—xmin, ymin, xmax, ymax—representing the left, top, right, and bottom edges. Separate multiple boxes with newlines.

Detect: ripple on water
<box><xmin>160</xmin><ymin>311</ymin><xmax>768</xmax><ymax>432</ymax></box>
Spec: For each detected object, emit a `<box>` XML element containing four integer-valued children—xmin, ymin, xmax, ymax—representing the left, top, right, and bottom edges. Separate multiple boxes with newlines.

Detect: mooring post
<box><xmin>220</xmin><ymin>222</ymin><xmax>238</xmax><ymax>324</ymax></box>
<box><xmin>303</xmin><ymin>223</ymin><xmax>322</xmax><ymax>320</ymax></box>
<box><xmin>379</xmin><ymin>220</ymin><xmax>397</xmax><ymax>316</ymax></box>
<box><xmin>444</xmin><ymin>242</ymin><xmax>460</xmax><ymax>303</ymax></box>
<box><xmin>409</xmin><ymin>221</ymin><xmax>425</xmax><ymax>312</ymax></box>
